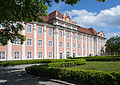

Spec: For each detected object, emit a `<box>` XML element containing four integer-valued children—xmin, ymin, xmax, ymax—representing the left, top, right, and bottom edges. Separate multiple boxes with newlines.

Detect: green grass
<box><xmin>68</xmin><ymin>61</ymin><xmax>120</xmax><ymax>72</ymax></box>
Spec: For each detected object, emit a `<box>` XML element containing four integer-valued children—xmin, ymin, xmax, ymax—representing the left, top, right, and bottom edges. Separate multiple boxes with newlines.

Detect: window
<box><xmin>87</xmin><ymin>45</ymin><xmax>89</xmax><ymax>49</ymax></box>
<box><xmin>73</xmin><ymin>43</ymin><xmax>75</xmax><ymax>49</ymax></box>
<box><xmin>83</xmin><ymin>45</ymin><xmax>85</xmax><ymax>49</ymax></box>
<box><xmin>59</xmin><ymin>52</ymin><xmax>62</xmax><ymax>59</ymax></box>
<box><xmin>0</xmin><ymin>25</ymin><xmax>3</xmax><ymax>28</ymax></box>
<box><xmin>66</xmin><ymin>51</ymin><xmax>70</xmax><ymax>58</ymax></box>
<box><xmin>14</xmin><ymin>52</ymin><xmax>20</xmax><ymax>59</ymax></box>
<box><xmin>27</xmin><ymin>52</ymin><xmax>32</xmax><ymax>58</ymax></box>
<box><xmin>100</xmin><ymin>34</ymin><xmax>102</xmax><ymax>37</ymax></box>
<box><xmin>49</xmin><ymin>52</ymin><xmax>52</xmax><ymax>58</ymax></box>
<box><xmin>87</xmin><ymin>37</ymin><xmax>89</xmax><ymax>41</ymax></box>
<box><xmin>48</xmin><ymin>41</ymin><xmax>52</xmax><ymax>47</ymax></box>
<box><xmin>14</xmin><ymin>38</ymin><xmax>20</xmax><ymax>45</ymax></box>
<box><xmin>90</xmin><ymin>46</ymin><xmax>92</xmax><ymax>49</ymax></box>
<box><xmin>0</xmin><ymin>51</ymin><xmax>5</xmax><ymax>59</ymax></box>
<box><xmin>67</xmin><ymin>43</ymin><xmax>69</xmax><ymax>48</ymax></box>
<box><xmin>66</xmin><ymin>33</ymin><xmax>69</xmax><ymax>38</ymax></box>
<box><xmin>38</xmin><ymin>40</ymin><xmax>42</xmax><ymax>47</ymax></box>
<box><xmin>83</xmin><ymin>36</ymin><xmax>86</xmax><ymax>41</ymax></box>
<box><xmin>27</xmin><ymin>24</ymin><xmax>32</xmax><ymax>33</ymax></box>
<box><xmin>59</xmin><ymin>31</ymin><xmax>62</xmax><ymax>38</ymax></box>
<box><xmin>78</xmin><ymin>36</ymin><xmax>80</xmax><ymax>41</ymax></box>
<box><xmin>48</xmin><ymin>29</ymin><xmax>52</xmax><ymax>36</ymax></box>
<box><xmin>73</xmin><ymin>34</ymin><xmax>75</xmax><ymax>40</ymax></box>
<box><xmin>83</xmin><ymin>52</ymin><xmax>85</xmax><ymax>56</ymax></box>
<box><xmin>27</xmin><ymin>39</ymin><xmax>32</xmax><ymax>46</ymax></box>
<box><xmin>38</xmin><ymin>52</ymin><xmax>42</xmax><ymax>58</ymax></box>
<box><xmin>78</xmin><ymin>52</ymin><xmax>80</xmax><ymax>56</ymax></box>
<box><xmin>78</xmin><ymin>44</ymin><xmax>80</xmax><ymax>49</ymax></box>
<box><xmin>38</xmin><ymin>27</ymin><xmax>42</xmax><ymax>34</ymax></box>
<box><xmin>59</xmin><ymin>42</ymin><xmax>63</xmax><ymax>47</ymax></box>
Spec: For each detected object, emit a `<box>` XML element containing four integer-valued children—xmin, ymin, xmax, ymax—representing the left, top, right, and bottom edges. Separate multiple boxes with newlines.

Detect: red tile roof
<box><xmin>39</xmin><ymin>10</ymin><xmax>99</xmax><ymax>36</ymax></box>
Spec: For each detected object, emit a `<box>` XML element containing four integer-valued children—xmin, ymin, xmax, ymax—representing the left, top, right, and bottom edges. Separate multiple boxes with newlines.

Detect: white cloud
<box><xmin>105</xmin><ymin>32</ymin><xmax>120</xmax><ymax>39</ymax></box>
<box><xmin>68</xmin><ymin>5</ymin><xmax>120</xmax><ymax>28</ymax></box>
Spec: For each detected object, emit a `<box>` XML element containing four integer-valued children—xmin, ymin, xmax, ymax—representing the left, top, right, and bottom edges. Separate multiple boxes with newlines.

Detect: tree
<box><xmin>105</xmin><ymin>36</ymin><xmax>120</xmax><ymax>55</ymax></box>
<box><xmin>0</xmin><ymin>0</ymin><xmax>106</xmax><ymax>46</ymax></box>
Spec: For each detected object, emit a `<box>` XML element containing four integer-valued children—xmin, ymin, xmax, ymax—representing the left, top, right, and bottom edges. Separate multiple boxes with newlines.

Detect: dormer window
<box><xmin>100</xmin><ymin>34</ymin><xmax>102</xmax><ymax>37</ymax></box>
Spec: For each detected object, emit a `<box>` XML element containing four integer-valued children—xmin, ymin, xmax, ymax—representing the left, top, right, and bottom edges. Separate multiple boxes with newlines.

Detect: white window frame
<box><xmin>78</xmin><ymin>36</ymin><xmax>80</xmax><ymax>41</ymax></box>
<box><xmin>14</xmin><ymin>51</ymin><xmax>20</xmax><ymax>59</ymax></box>
<box><xmin>67</xmin><ymin>43</ymin><xmax>69</xmax><ymax>48</ymax></box>
<box><xmin>48</xmin><ymin>41</ymin><xmax>53</xmax><ymax>47</ymax></box>
<box><xmin>59</xmin><ymin>42</ymin><xmax>63</xmax><ymax>48</ymax></box>
<box><xmin>59</xmin><ymin>31</ymin><xmax>62</xmax><ymax>38</ymax></box>
<box><xmin>49</xmin><ymin>52</ymin><xmax>52</xmax><ymax>58</ymax></box>
<box><xmin>0</xmin><ymin>51</ymin><xmax>6</xmax><ymax>59</ymax></box>
<box><xmin>78</xmin><ymin>44</ymin><xmax>80</xmax><ymax>49</ymax></box>
<box><xmin>59</xmin><ymin>52</ymin><xmax>63</xmax><ymax>59</ymax></box>
<box><xmin>27</xmin><ymin>39</ymin><xmax>32</xmax><ymax>46</ymax></box>
<box><xmin>38</xmin><ymin>52</ymin><xmax>42</xmax><ymax>58</ymax></box>
<box><xmin>27</xmin><ymin>24</ymin><xmax>32</xmax><ymax>33</ymax></box>
<box><xmin>38</xmin><ymin>26</ymin><xmax>43</xmax><ymax>35</ymax></box>
<box><xmin>14</xmin><ymin>38</ymin><xmax>20</xmax><ymax>45</ymax></box>
<box><xmin>73</xmin><ymin>34</ymin><xmax>75</xmax><ymax>40</ymax></box>
<box><xmin>48</xmin><ymin>29</ymin><xmax>52</xmax><ymax>36</ymax></box>
<box><xmin>27</xmin><ymin>52</ymin><xmax>32</xmax><ymax>58</ymax></box>
<box><xmin>66</xmin><ymin>32</ymin><xmax>69</xmax><ymax>39</ymax></box>
<box><xmin>73</xmin><ymin>43</ymin><xmax>75</xmax><ymax>49</ymax></box>
<box><xmin>38</xmin><ymin>40</ymin><xmax>43</xmax><ymax>47</ymax></box>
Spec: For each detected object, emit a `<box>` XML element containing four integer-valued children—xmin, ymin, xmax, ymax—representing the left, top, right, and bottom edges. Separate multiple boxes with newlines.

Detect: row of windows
<box><xmin>0</xmin><ymin>51</ymin><xmax>53</xmax><ymax>59</ymax></box>
<box><xmin>27</xmin><ymin>24</ymin><xmax>53</xmax><ymax>36</ymax></box>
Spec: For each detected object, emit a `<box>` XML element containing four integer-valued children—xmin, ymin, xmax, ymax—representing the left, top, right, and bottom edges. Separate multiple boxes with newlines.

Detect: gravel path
<box><xmin>0</xmin><ymin>64</ymin><xmax>75</xmax><ymax>85</ymax></box>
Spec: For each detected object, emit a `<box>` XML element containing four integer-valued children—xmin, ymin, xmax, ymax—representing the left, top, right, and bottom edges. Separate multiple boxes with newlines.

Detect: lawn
<box><xmin>68</xmin><ymin>61</ymin><xmax>120</xmax><ymax>72</ymax></box>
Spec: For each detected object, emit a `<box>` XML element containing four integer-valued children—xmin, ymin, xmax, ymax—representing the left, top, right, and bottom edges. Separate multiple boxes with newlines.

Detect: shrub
<box><xmin>25</xmin><ymin>66</ymin><xmax>120</xmax><ymax>85</ymax></box>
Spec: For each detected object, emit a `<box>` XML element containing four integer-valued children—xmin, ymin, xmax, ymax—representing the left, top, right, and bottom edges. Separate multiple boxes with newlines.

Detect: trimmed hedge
<box><xmin>25</xmin><ymin>66</ymin><xmax>120</xmax><ymax>85</ymax></box>
<box><xmin>0</xmin><ymin>59</ymin><xmax>85</xmax><ymax>67</ymax></box>
<box><xmin>69</xmin><ymin>56</ymin><xmax>120</xmax><ymax>61</ymax></box>
<box><xmin>43</xmin><ymin>59</ymin><xmax>86</xmax><ymax>68</ymax></box>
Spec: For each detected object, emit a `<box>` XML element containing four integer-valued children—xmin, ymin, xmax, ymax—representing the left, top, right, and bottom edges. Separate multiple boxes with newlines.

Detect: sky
<box><xmin>47</xmin><ymin>0</ymin><xmax>120</xmax><ymax>39</ymax></box>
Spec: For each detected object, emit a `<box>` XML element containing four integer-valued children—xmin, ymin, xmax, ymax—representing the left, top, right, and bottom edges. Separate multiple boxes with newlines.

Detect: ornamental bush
<box><xmin>25</xmin><ymin>66</ymin><xmax>120</xmax><ymax>85</ymax></box>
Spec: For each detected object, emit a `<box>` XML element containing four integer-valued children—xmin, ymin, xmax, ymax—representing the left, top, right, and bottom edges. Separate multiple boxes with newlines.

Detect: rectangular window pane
<box><xmin>38</xmin><ymin>52</ymin><xmax>42</xmax><ymax>58</ymax></box>
<box><xmin>27</xmin><ymin>52</ymin><xmax>32</xmax><ymax>58</ymax></box>
<box><xmin>38</xmin><ymin>27</ymin><xmax>42</xmax><ymax>34</ymax></box>
<box><xmin>48</xmin><ymin>41</ymin><xmax>52</xmax><ymax>47</ymax></box>
<box><xmin>27</xmin><ymin>24</ymin><xmax>32</xmax><ymax>33</ymax></box>
<box><xmin>27</xmin><ymin>39</ymin><xmax>32</xmax><ymax>46</ymax></box>
<box><xmin>59</xmin><ymin>42</ymin><xmax>63</xmax><ymax>47</ymax></box>
<box><xmin>14</xmin><ymin>52</ymin><xmax>20</xmax><ymax>59</ymax></box>
<box><xmin>59</xmin><ymin>31</ymin><xmax>62</xmax><ymax>38</ymax></box>
<box><xmin>48</xmin><ymin>29</ymin><xmax>52</xmax><ymax>36</ymax></box>
<box><xmin>49</xmin><ymin>52</ymin><xmax>52</xmax><ymax>58</ymax></box>
<box><xmin>0</xmin><ymin>51</ymin><xmax>5</xmax><ymax>59</ymax></box>
<box><xmin>38</xmin><ymin>40</ymin><xmax>42</xmax><ymax>46</ymax></box>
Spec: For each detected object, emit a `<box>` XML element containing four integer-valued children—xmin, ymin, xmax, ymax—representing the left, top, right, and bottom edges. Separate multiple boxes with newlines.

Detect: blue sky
<box><xmin>47</xmin><ymin>0</ymin><xmax>120</xmax><ymax>39</ymax></box>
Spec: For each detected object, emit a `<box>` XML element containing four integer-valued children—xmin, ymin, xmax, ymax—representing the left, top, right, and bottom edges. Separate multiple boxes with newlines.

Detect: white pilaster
<box><xmin>64</xmin><ymin>30</ymin><xmax>66</xmax><ymax>59</ymax></box>
<box><xmin>81</xmin><ymin>35</ymin><xmax>83</xmax><ymax>57</ymax></box>
<box><xmin>44</xmin><ymin>26</ymin><xmax>47</xmax><ymax>59</ymax></box>
<box><xmin>92</xmin><ymin>37</ymin><xmax>94</xmax><ymax>56</ymax></box>
<box><xmin>54</xmin><ymin>27</ymin><xmax>59</xmax><ymax>59</ymax></box>
<box><xmin>22</xmin><ymin>23</ymin><xmax>26</xmax><ymax>60</ymax></box>
<box><xmin>89</xmin><ymin>37</ymin><xmax>90</xmax><ymax>56</ymax></box>
<box><xmin>85</xmin><ymin>36</ymin><xmax>87</xmax><ymax>56</ymax></box>
<box><xmin>76</xmin><ymin>33</ymin><xmax>78</xmax><ymax>57</ymax></box>
<box><xmin>96</xmin><ymin>37</ymin><xmax>99</xmax><ymax>55</ymax></box>
<box><xmin>8</xmin><ymin>41</ymin><xmax>12</xmax><ymax>60</ymax></box>
<box><xmin>33</xmin><ymin>24</ymin><xmax>37</xmax><ymax>59</ymax></box>
<box><xmin>70</xmin><ymin>32</ymin><xmax>73</xmax><ymax>57</ymax></box>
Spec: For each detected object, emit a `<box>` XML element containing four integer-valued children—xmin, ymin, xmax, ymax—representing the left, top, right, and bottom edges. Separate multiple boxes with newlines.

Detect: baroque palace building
<box><xmin>0</xmin><ymin>10</ymin><xmax>105</xmax><ymax>61</ymax></box>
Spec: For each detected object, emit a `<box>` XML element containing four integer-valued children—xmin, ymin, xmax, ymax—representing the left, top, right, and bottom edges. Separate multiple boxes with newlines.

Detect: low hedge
<box><xmin>69</xmin><ymin>56</ymin><xmax>120</xmax><ymax>61</ymax></box>
<box><xmin>43</xmin><ymin>59</ymin><xmax>86</xmax><ymax>68</ymax></box>
<box><xmin>0</xmin><ymin>59</ymin><xmax>84</xmax><ymax>67</ymax></box>
<box><xmin>25</xmin><ymin>66</ymin><xmax>120</xmax><ymax>85</ymax></box>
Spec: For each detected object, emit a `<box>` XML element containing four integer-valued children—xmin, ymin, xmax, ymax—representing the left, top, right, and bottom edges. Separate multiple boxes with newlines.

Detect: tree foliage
<box><xmin>0</xmin><ymin>0</ymin><xmax>106</xmax><ymax>46</ymax></box>
<box><xmin>105</xmin><ymin>36</ymin><xmax>120</xmax><ymax>55</ymax></box>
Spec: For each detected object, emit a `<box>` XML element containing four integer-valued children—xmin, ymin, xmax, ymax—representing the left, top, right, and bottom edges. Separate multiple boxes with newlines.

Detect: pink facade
<box><xmin>0</xmin><ymin>10</ymin><xmax>106</xmax><ymax>61</ymax></box>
